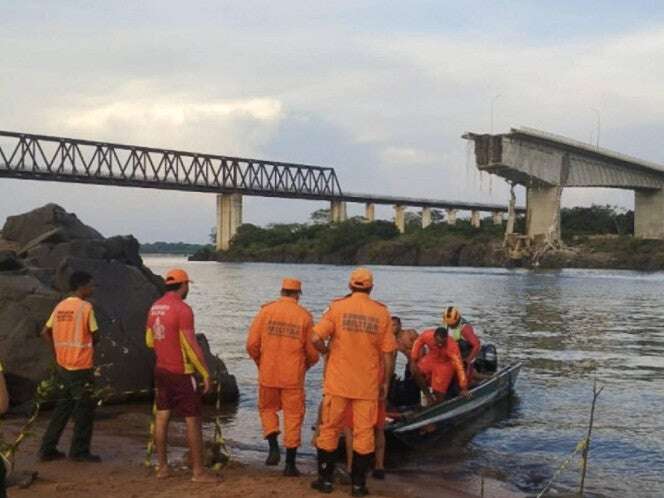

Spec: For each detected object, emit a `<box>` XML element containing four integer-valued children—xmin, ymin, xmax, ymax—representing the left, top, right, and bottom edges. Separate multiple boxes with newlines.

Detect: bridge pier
<box><xmin>330</xmin><ymin>200</ymin><xmax>347</xmax><ymax>223</ymax></box>
<box><xmin>421</xmin><ymin>207</ymin><xmax>432</xmax><ymax>228</ymax></box>
<box><xmin>446</xmin><ymin>209</ymin><xmax>457</xmax><ymax>225</ymax></box>
<box><xmin>470</xmin><ymin>210</ymin><xmax>481</xmax><ymax>228</ymax></box>
<box><xmin>216</xmin><ymin>193</ymin><xmax>243</xmax><ymax>251</ymax></box>
<box><xmin>635</xmin><ymin>189</ymin><xmax>664</xmax><ymax>239</ymax></box>
<box><xmin>364</xmin><ymin>203</ymin><xmax>375</xmax><ymax>223</ymax></box>
<box><xmin>492</xmin><ymin>211</ymin><xmax>503</xmax><ymax>225</ymax></box>
<box><xmin>526</xmin><ymin>185</ymin><xmax>561</xmax><ymax>243</ymax></box>
<box><xmin>394</xmin><ymin>205</ymin><xmax>406</xmax><ymax>233</ymax></box>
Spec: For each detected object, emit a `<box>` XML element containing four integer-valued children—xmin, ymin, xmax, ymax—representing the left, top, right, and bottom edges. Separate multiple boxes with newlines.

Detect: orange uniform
<box><xmin>246</xmin><ymin>296</ymin><xmax>319</xmax><ymax>449</ymax></box>
<box><xmin>411</xmin><ymin>328</ymin><xmax>467</xmax><ymax>394</ymax></box>
<box><xmin>46</xmin><ymin>297</ymin><xmax>99</xmax><ymax>370</ymax></box>
<box><xmin>315</xmin><ymin>292</ymin><xmax>397</xmax><ymax>455</ymax></box>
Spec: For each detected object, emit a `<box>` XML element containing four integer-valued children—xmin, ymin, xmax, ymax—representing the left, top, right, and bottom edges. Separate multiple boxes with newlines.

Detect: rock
<box><xmin>1</xmin><ymin>204</ymin><xmax>102</xmax><ymax>247</ymax></box>
<box><xmin>0</xmin><ymin>204</ymin><xmax>238</xmax><ymax>407</ymax></box>
<box><xmin>0</xmin><ymin>250</ymin><xmax>22</xmax><ymax>271</ymax></box>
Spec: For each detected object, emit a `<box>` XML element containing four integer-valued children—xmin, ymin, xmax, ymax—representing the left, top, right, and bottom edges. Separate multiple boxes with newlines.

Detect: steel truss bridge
<box><xmin>0</xmin><ymin>130</ymin><xmax>522</xmax><ymax>213</ymax></box>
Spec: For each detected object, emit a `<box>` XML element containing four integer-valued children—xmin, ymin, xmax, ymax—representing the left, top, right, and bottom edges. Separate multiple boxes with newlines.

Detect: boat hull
<box><xmin>385</xmin><ymin>362</ymin><xmax>522</xmax><ymax>448</ymax></box>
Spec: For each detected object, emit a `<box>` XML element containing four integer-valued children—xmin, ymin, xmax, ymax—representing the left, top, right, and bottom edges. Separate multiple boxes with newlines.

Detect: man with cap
<box><xmin>145</xmin><ymin>269</ymin><xmax>219</xmax><ymax>483</ymax></box>
<box><xmin>246</xmin><ymin>278</ymin><xmax>319</xmax><ymax>476</ymax></box>
<box><xmin>311</xmin><ymin>268</ymin><xmax>396</xmax><ymax>497</ymax></box>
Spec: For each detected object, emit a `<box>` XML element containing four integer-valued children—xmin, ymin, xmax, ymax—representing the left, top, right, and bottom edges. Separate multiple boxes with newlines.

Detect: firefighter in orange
<box><xmin>246</xmin><ymin>278</ymin><xmax>319</xmax><ymax>477</ymax></box>
<box><xmin>39</xmin><ymin>271</ymin><xmax>101</xmax><ymax>463</ymax></box>
<box><xmin>311</xmin><ymin>268</ymin><xmax>396</xmax><ymax>497</ymax></box>
<box><xmin>411</xmin><ymin>326</ymin><xmax>469</xmax><ymax>404</ymax></box>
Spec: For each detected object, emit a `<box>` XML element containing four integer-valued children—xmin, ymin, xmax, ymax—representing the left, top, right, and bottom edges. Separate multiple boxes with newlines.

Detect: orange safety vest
<box><xmin>47</xmin><ymin>297</ymin><xmax>98</xmax><ymax>370</ymax></box>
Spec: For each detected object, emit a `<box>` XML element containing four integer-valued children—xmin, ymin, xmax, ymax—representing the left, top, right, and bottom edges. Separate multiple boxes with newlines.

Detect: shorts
<box><xmin>343</xmin><ymin>399</ymin><xmax>387</xmax><ymax>430</ymax></box>
<box><xmin>154</xmin><ymin>368</ymin><xmax>202</xmax><ymax>418</ymax></box>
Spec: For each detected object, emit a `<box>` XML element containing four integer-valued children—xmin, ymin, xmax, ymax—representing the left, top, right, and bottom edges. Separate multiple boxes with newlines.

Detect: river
<box><xmin>143</xmin><ymin>256</ymin><xmax>664</xmax><ymax>498</ymax></box>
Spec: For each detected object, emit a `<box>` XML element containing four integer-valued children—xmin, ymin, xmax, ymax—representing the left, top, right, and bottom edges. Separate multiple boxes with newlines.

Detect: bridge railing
<box><xmin>0</xmin><ymin>131</ymin><xmax>343</xmax><ymax>198</ymax></box>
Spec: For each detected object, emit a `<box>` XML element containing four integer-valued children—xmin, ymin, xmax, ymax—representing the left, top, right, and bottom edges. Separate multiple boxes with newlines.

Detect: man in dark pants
<box><xmin>39</xmin><ymin>271</ymin><xmax>101</xmax><ymax>463</ymax></box>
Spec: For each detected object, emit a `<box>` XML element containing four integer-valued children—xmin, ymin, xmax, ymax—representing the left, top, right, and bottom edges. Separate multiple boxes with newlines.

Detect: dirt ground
<box><xmin>3</xmin><ymin>406</ymin><xmax>523</xmax><ymax>498</ymax></box>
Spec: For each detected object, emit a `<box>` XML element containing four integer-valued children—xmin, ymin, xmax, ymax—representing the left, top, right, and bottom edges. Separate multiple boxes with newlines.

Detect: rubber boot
<box><xmin>311</xmin><ymin>448</ymin><xmax>335</xmax><ymax>494</ymax></box>
<box><xmin>283</xmin><ymin>448</ymin><xmax>300</xmax><ymax>477</ymax></box>
<box><xmin>350</xmin><ymin>452</ymin><xmax>373</xmax><ymax>497</ymax></box>
<box><xmin>265</xmin><ymin>433</ymin><xmax>280</xmax><ymax>466</ymax></box>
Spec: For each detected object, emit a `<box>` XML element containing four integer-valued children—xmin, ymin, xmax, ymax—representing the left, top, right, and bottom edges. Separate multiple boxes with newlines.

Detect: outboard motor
<box><xmin>475</xmin><ymin>344</ymin><xmax>498</xmax><ymax>373</ymax></box>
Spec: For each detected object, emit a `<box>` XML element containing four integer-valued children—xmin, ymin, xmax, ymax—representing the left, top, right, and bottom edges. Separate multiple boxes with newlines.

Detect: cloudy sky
<box><xmin>2</xmin><ymin>1</ymin><xmax>664</xmax><ymax>242</ymax></box>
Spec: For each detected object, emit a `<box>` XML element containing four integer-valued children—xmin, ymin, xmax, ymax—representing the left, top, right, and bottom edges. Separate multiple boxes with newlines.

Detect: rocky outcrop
<box><xmin>0</xmin><ymin>204</ymin><xmax>238</xmax><ymax>409</ymax></box>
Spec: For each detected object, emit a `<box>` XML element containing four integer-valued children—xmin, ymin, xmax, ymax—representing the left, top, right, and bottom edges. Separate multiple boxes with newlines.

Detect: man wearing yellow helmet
<box><xmin>443</xmin><ymin>307</ymin><xmax>481</xmax><ymax>380</ymax></box>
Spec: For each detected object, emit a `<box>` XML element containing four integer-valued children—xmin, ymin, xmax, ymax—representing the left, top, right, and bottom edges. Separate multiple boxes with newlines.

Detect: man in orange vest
<box><xmin>311</xmin><ymin>268</ymin><xmax>396</xmax><ymax>497</ymax></box>
<box><xmin>39</xmin><ymin>271</ymin><xmax>101</xmax><ymax>462</ymax></box>
<box><xmin>146</xmin><ymin>268</ymin><xmax>219</xmax><ymax>483</ymax></box>
<box><xmin>246</xmin><ymin>278</ymin><xmax>319</xmax><ymax>476</ymax></box>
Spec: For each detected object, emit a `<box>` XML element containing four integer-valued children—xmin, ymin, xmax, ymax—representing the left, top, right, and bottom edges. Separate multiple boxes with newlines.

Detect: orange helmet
<box><xmin>165</xmin><ymin>268</ymin><xmax>192</xmax><ymax>285</ymax></box>
<box><xmin>443</xmin><ymin>306</ymin><xmax>461</xmax><ymax>327</ymax></box>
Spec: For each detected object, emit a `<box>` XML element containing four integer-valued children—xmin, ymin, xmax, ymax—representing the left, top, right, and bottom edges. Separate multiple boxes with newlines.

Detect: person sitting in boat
<box><xmin>410</xmin><ymin>327</ymin><xmax>469</xmax><ymax>404</ymax></box>
<box><xmin>443</xmin><ymin>306</ymin><xmax>480</xmax><ymax>380</ymax></box>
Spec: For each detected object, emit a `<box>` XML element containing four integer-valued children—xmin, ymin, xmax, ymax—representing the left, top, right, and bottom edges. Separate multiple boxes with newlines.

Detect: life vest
<box><xmin>449</xmin><ymin>320</ymin><xmax>472</xmax><ymax>359</ymax></box>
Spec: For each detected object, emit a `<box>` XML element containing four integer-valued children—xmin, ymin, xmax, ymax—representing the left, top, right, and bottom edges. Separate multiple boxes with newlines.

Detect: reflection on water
<box><xmin>144</xmin><ymin>257</ymin><xmax>664</xmax><ymax>498</ymax></box>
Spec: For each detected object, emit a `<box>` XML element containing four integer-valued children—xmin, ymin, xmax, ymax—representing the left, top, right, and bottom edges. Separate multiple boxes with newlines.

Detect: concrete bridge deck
<box><xmin>464</xmin><ymin>127</ymin><xmax>664</xmax><ymax>241</ymax></box>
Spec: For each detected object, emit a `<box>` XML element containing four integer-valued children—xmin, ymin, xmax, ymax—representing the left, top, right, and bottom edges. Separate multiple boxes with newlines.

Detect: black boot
<box><xmin>265</xmin><ymin>433</ymin><xmax>280</xmax><ymax>466</ymax></box>
<box><xmin>311</xmin><ymin>448</ymin><xmax>335</xmax><ymax>494</ymax></box>
<box><xmin>350</xmin><ymin>452</ymin><xmax>373</xmax><ymax>497</ymax></box>
<box><xmin>283</xmin><ymin>448</ymin><xmax>300</xmax><ymax>477</ymax></box>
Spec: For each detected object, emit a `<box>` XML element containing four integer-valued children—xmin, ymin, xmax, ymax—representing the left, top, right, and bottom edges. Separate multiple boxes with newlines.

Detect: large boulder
<box><xmin>0</xmin><ymin>204</ymin><xmax>238</xmax><ymax>408</ymax></box>
<box><xmin>2</xmin><ymin>204</ymin><xmax>103</xmax><ymax>249</ymax></box>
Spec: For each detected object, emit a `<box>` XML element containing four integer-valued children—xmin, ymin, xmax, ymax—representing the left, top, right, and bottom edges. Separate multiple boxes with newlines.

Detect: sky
<box><xmin>2</xmin><ymin>1</ymin><xmax>664</xmax><ymax>243</ymax></box>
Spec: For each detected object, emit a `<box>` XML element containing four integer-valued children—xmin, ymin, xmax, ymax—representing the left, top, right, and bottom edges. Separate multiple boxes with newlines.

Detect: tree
<box><xmin>310</xmin><ymin>208</ymin><xmax>330</xmax><ymax>225</ymax></box>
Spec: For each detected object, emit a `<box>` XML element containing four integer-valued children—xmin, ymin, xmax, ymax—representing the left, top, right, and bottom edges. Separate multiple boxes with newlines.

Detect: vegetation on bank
<box><xmin>188</xmin><ymin>205</ymin><xmax>664</xmax><ymax>270</ymax></box>
<box><xmin>141</xmin><ymin>241</ymin><xmax>209</xmax><ymax>255</ymax></box>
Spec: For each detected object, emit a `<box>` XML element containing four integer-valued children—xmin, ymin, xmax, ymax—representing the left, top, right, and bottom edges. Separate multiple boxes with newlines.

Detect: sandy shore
<box><xmin>3</xmin><ymin>405</ymin><xmax>523</xmax><ymax>498</ymax></box>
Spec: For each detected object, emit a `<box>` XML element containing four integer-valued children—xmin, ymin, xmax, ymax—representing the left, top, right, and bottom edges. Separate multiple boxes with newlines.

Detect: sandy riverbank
<box><xmin>3</xmin><ymin>405</ymin><xmax>523</xmax><ymax>498</ymax></box>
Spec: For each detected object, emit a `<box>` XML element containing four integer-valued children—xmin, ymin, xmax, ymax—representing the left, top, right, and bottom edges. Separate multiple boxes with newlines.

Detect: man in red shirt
<box><xmin>443</xmin><ymin>306</ymin><xmax>481</xmax><ymax>379</ymax></box>
<box><xmin>145</xmin><ymin>268</ymin><xmax>219</xmax><ymax>483</ymax></box>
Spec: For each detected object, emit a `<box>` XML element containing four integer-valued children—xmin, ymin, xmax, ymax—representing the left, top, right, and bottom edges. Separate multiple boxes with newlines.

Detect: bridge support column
<box><xmin>492</xmin><ymin>211</ymin><xmax>503</xmax><ymax>225</ymax></box>
<box><xmin>470</xmin><ymin>210</ymin><xmax>481</xmax><ymax>228</ymax></box>
<box><xmin>216</xmin><ymin>193</ymin><xmax>243</xmax><ymax>251</ymax></box>
<box><xmin>446</xmin><ymin>209</ymin><xmax>457</xmax><ymax>225</ymax></box>
<box><xmin>526</xmin><ymin>185</ymin><xmax>561</xmax><ymax>243</ymax></box>
<box><xmin>394</xmin><ymin>205</ymin><xmax>406</xmax><ymax>233</ymax></box>
<box><xmin>635</xmin><ymin>189</ymin><xmax>664</xmax><ymax>239</ymax></box>
<box><xmin>364</xmin><ymin>203</ymin><xmax>375</xmax><ymax>223</ymax></box>
<box><xmin>421</xmin><ymin>207</ymin><xmax>432</xmax><ymax>228</ymax></box>
<box><xmin>330</xmin><ymin>200</ymin><xmax>347</xmax><ymax>223</ymax></box>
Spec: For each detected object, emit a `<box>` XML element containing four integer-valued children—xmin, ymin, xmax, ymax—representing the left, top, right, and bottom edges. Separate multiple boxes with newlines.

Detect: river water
<box><xmin>143</xmin><ymin>256</ymin><xmax>664</xmax><ymax>498</ymax></box>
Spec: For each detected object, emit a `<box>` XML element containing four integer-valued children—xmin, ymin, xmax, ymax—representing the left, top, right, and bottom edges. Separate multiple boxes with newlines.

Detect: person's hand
<box><xmin>379</xmin><ymin>382</ymin><xmax>389</xmax><ymax>400</ymax></box>
<box><xmin>460</xmin><ymin>389</ymin><xmax>472</xmax><ymax>400</ymax></box>
<box><xmin>203</xmin><ymin>377</ymin><xmax>211</xmax><ymax>395</ymax></box>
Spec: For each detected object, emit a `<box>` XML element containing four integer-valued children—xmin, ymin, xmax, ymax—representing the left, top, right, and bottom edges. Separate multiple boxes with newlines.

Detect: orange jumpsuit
<box><xmin>411</xmin><ymin>329</ymin><xmax>467</xmax><ymax>395</ymax></box>
<box><xmin>314</xmin><ymin>293</ymin><xmax>397</xmax><ymax>455</ymax></box>
<box><xmin>246</xmin><ymin>296</ymin><xmax>319</xmax><ymax>449</ymax></box>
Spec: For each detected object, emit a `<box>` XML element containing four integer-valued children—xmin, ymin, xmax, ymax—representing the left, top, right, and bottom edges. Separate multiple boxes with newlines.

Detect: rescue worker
<box><xmin>443</xmin><ymin>307</ymin><xmax>480</xmax><ymax>379</ymax></box>
<box><xmin>311</xmin><ymin>268</ymin><xmax>396</xmax><ymax>497</ymax></box>
<box><xmin>246</xmin><ymin>278</ymin><xmax>319</xmax><ymax>476</ymax></box>
<box><xmin>39</xmin><ymin>271</ymin><xmax>101</xmax><ymax>463</ymax></box>
<box><xmin>145</xmin><ymin>269</ymin><xmax>219</xmax><ymax>483</ymax></box>
<box><xmin>410</xmin><ymin>326</ymin><xmax>469</xmax><ymax>404</ymax></box>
